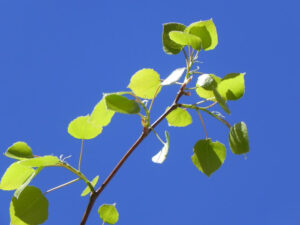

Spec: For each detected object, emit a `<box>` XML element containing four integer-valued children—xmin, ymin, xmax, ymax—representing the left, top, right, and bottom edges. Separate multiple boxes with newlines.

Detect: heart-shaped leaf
<box><xmin>98</xmin><ymin>203</ymin><xmax>119</xmax><ymax>225</ymax></box>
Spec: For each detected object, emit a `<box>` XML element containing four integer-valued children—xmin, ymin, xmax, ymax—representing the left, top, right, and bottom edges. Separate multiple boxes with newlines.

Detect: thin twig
<box><xmin>45</xmin><ymin>178</ymin><xmax>80</xmax><ymax>194</ymax></box>
<box><xmin>78</xmin><ymin>139</ymin><xmax>84</xmax><ymax>171</ymax></box>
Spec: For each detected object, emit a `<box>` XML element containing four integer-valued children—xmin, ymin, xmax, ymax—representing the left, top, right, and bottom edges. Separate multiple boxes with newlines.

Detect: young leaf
<box><xmin>81</xmin><ymin>175</ymin><xmax>99</xmax><ymax>197</ymax></box>
<box><xmin>196</xmin><ymin>74</ymin><xmax>221</xmax><ymax>101</ymax></box>
<box><xmin>169</xmin><ymin>31</ymin><xmax>202</xmax><ymax>50</ymax></box>
<box><xmin>213</xmin><ymin>88</ymin><xmax>231</xmax><ymax>114</ymax></box>
<box><xmin>185</xmin><ymin>19</ymin><xmax>218</xmax><ymax>51</ymax></box>
<box><xmin>128</xmin><ymin>69</ymin><xmax>161</xmax><ymax>99</ymax></box>
<box><xmin>90</xmin><ymin>99</ymin><xmax>115</xmax><ymax>127</ymax></box>
<box><xmin>10</xmin><ymin>186</ymin><xmax>48</xmax><ymax>225</ymax></box>
<box><xmin>161</xmin><ymin>67</ymin><xmax>185</xmax><ymax>86</ymax></box>
<box><xmin>152</xmin><ymin>131</ymin><xmax>170</xmax><ymax>164</ymax></box>
<box><xmin>98</xmin><ymin>203</ymin><xmax>119</xmax><ymax>224</ymax></box>
<box><xmin>196</xmin><ymin>74</ymin><xmax>216</xmax><ymax>90</ymax></box>
<box><xmin>229</xmin><ymin>121</ymin><xmax>249</xmax><ymax>154</ymax></box>
<box><xmin>0</xmin><ymin>163</ymin><xmax>35</xmax><ymax>191</ymax></box>
<box><xmin>4</xmin><ymin>142</ymin><xmax>34</xmax><ymax>160</ymax></box>
<box><xmin>166</xmin><ymin>107</ymin><xmax>192</xmax><ymax>127</ymax></box>
<box><xmin>104</xmin><ymin>94</ymin><xmax>140</xmax><ymax>114</ymax></box>
<box><xmin>191</xmin><ymin>139</ymin><xmax>226</xmax><ymax>176</ymax></box>
<box><xmin>162</xmin><ymin>23</ymin><xmax>186</xmax><ymax>55</ymax></box>
<box><xmin>217</xmin><ymin>73</ymin><xmax>245</xmax><ymax>100</ymax></box>
<box><xmin>68</xmin><ymin>115</ymin><xmax>103</xmax><ymax>140</ymax></box>
<box><xmin>18</xmin><ymin>156</ymin><xmax>60</xmax><ymax>167</ymax></box>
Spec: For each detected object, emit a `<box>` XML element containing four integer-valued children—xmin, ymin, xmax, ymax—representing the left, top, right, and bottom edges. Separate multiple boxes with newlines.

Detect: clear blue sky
<box><xmin>0</xmin><ymin>0</ymin><xmax>299</xmax><ymax>224</ymax></box>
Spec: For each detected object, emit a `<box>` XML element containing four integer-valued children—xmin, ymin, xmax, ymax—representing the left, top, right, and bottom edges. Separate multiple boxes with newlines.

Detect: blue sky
<box><xmin>0</xmin><ymin>0</ymin><xmax>299</xmax><ymax>224</ymax></box>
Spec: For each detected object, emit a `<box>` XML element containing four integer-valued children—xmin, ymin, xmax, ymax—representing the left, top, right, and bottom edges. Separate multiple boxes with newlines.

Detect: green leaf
<box><xmin>161</xmin><ymin>67</ymin><xmax>185</xmax><ymax>86</ymax></box>
<box><xmin>98</xmin><ymin>203</ymin><xmax>119</xmax><ymax>225</ymax></box>
<box><xmin>162</xmin><ymin>23</ymin><xmax>186</xmax><ymax>55</ymax></box>
<box><xmin>0</xmin><ymin>162</ymin><xmax>35</xmax><ymax>191</ymax></box>
<box><xmin>128</xmin><ymin>69</ymin><xmax>161</xmax><ymax>99</ymax></box>
<box><xmin>81</xmin><ymin>175</ymin><xmax>99</xmax><ymax>197</ymax></box>
<box><xmin>10</xmin><ymin>186</ymin><xmax>48</xmax><ymax>225</ymax></box>
<box><xmin>18</xmin><ymin>156</ymin><xmax>60</xmax><ymax>167</ymax></box>
<box><xmin>196</xmin><ymin>74</ymin><xmax>221</xmax><ymax>101</ymax></box>
<box><xmin>14</xmin><ymin>167</ymin><xmax>43</xmax><ymax>199</ymax></box>
<box><xmin>213</xmin><ymin>88</ymin><xmax>230</xmax><ymax>114</ymax></box>
<box><xmin>166</xmin><ymin>107</ymin><xmax>192</xmax><ymax>127</ymax></box>
<box><xmin>191</xmin><ymin>139</ymin><xmax>226</xmax><ymax>176</ymax></box>
<box><xmin>90</xmin><ymin>98</ymin><xmax>115</xmax><ymax>127</ymax></box>
<box><xmin>185</xmin><ymin>19</ymin><xmax>218</xmax><ymax>51</ymax></box>
<box><xmin>104</xmin><ymin>94</ymin><xmax>140</xmax><ymax>114</ymax></box>
<box><xmin>152</xmin><ymin>131</ymin><xmax>170</xmax><ymax>164</ymax></box>
<box><xmin>229</xmin><ymin>121</ymin><xmax>249</xmax><ymax>154</ymax></box>
<box><xmin>169</xmin><ymin>31</ymin><xmax>202</xmax><ymax>50</ymax></box>
<box><xmin>4</xmin><ymin>142</ymin><xmax>34</xmax><ymax>160</ymax></box>
<box><xmin>217</xmin><ymin>73</ymin><xmax>245</xmax><ymax>100</ymax></box>
<box><xmin>68</xmin><ymin>115</ymin><xmax>103</xmax><ymax>140</ymax></box>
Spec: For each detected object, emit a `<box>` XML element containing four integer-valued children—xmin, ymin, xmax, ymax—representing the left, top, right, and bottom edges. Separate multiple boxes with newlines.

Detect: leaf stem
<box><xmin>44</xmin><ymin>178</ymin><xmax>80</xmax><ymax>194</ymax></box>
<box><xmin>150</xmin><ymin>127</ymin><xmax>165</xmax><ymax>145</ymax></box>
<box><xmin>196</xmin><ymin>110</ymin><xmax>208</xmax><ymax>139</ymax></box>
<box><xmin>78</xmin><ymin>139</ymin><xmax>84</xmax><ymax>171</ymax></box>
<box><xmin>148</xmin><ymin>85</ymin><xmax>161</xmax><ymax>116</ymax></box>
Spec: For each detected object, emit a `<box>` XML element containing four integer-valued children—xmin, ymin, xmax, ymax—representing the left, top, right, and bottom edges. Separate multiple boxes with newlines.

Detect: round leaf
<box><xmin>217</xmin><ymin>73</ymin><xmax>245</xmax><ymax>100</ymax></box>
<box><xmin>166</xmin><ymin>107</ymin><xmax>192</xmax><ymax>127</ymax></box>
<box><xmin>152</xmin><ymin>131</ymin><xmax>170</xmax><ymax>164</ymax></box>
<box><xmin>191</xmin><ymin>139</ymin><xmax>226</xmax><ymax>176</ymax></box>
<box><xmin>4</xmin><ymin>142</ymin><xmax>34</xmax><ymax>160</ymax></box>
<box><xmin>161</xmin><ymin>67</ymin><xmax>185</xmax><ymax>86</ymax></box>
<box><xmin>185</xmin><ymin>19</ymin><xmax>218</xmax><ymax>51</ymax></box>
<box><xmin>104</xmin><ymin>94</ymin><xmax>140</xmax><ymax>114</ymax></box>
<box><xmin>18</xmin><ymin>156</ymin><xmax>60</xmax><ymax>167</ymax></box>
<box><xmin>81</xmin><ymin>175</ymin><xmax>99</xmax><ymax>197</ymax></box>
<box><xmin>10</xmin><ymin>186</ymin><xmax>48</xmax><ymax>225</ymax></box>
<box><xmin>90</xmin><ymin>99</ymin><xmax>115</xmax><ymax>127</ymax></box>
<box><xmin>128</xmin><ymin>69</ymin><xmax>161</xmax><ymax>99</ymax></box>
<box><xmin>196</xmin><ymin>74</ymin><xmax>221</xmax><ymax>101</ymax></box>
<box><xmin>98</xmin><ymin>203</ymin><xmax>119</xmax><ymax>224</ymax></box>
<box><xmin>229</xmin><ymin>121</ymin><xmax>249</xmax><ymax>154</ymax></box>
<box><xmin>169</xmin><ymin>31</ymin><xmax>202</xmax><ymax>50</ymax></box>
<box><xmin>0</xmin><ymin>162</ymin><xmax>35</xmax><ymax>191</ymax></box>
<box><xmin>68</xmin><ymin>115</ymin><xmax>103</xmax><ymax>140</ymax></box>
<box><xmin>162</xmin><ymin>23</ymin><xmax>186</xmax><ymax>55</ymax></box>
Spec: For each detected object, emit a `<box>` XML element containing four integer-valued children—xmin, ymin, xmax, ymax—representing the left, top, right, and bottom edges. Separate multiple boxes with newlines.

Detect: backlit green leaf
<box><xmin>10</xmin><ymin>186</ymin><xmax>48</xmax><ymax>225</ymax></box>
<box><xmin>98</xmin><ymin>203</ymin><xmax>119</xmax><ymax>224</ymax></box>
<box><xmin>0</xmin><ymin>163</ymin><xmax>35</xmax><ymax>191</ymax></box>
<box><xmin>166</xmin><ymin>107</ymin><xmax>192</xmax><ymax>127</ymax></box>
<box><xmin>196</xmin><ymin>74</ymin><xmax>221</xmax><ymax>101</ymax></box>
<box><xmin>217</xmin><ymin>73</ymin><xmax>245</xmax><ymax>100</ymax></box>
<box><xmin>128</xmin><ymin>69</ymin><xmax>161</xmax><ymax>99</ymax></box>
<box><xmin>152</xmin><ymin>131</ymin><xmax>170</xmax><ymax>164</ymax></box>
<box><xmin>162</xmin><ymin>23</ymin><xmax>186</xmax><ymax>55</ymax></box>
<box><xmin>161</xmin><ymin>67</ymin><xmax>185</xmax><ymax>86</ymax></box>
<box><xmin>169</xmin><ymin>31</ymin><xmax>202</xmax><ymax>50</ymax></box>
<box><xmin>90</xmin><ymin>99</ymin><xmax>115</xmax><ymax>127</ymax></box>
<box><xmin>104</xmin><ymin>94</ymin><xmax>140</xmax><ymax>114</ymax></box>
<box><xmin>4</xmin><ymin>142</ymin><xmax>34</xmax><ymax>160</ymax></box>
<box><xmin>191</xmin><ymin>139</ymin><xmax>226</xmax><ymax>176</ymax></box>
<box><xmin>81</xmin><ymin>175</ymin><xmax>99</xmax><ymax>197</ymax></box>
<box><xmin>185</xmin><ymin>19</ymin><xmax>218</xmax><ymax>51</ymax></box>
<box><xmin>68</xmin><ymin>115</ymin><xmax>103</xmax><ymax>140</ymax></box>
<box><xmin>229</xmin><ymin>121</ymin><xmax>249</xmax><ymax>154</ymax></box>
<box><xmin>18</xmin><ymin>156</ymin><xmax>59</xmax><ymax>167</ymax></box>
<box><xmin>213</xmin><ymin>88</ymin><xmax>230</xmax><ymax>114</ymax></box>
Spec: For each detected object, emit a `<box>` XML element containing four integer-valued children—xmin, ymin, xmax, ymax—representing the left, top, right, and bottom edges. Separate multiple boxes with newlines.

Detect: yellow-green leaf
<box><xmin>185</xmin><ymin>19</ymin><xmax>218</xmax><ymax>51</ymax></box>
<box><xmin>128</xmin><ymin>69</ymin><xmax>161</xmax><ymax>99</ymax></box>
<box><xmin>90</xmin><ymin>99</ymin><xmax>115</xmax><ymax>127</ymax></box>
<box><xmin>4</xmin><ymin>142</ymin><xmax>34</xmax><ymax>160</ymax></box>
<box><xmin>0</xmin><ymin>163</ymin><xmax>35</xmax><ymax>191</ymax></box>
<box><xmin>104</xmin><ymin>94</ymin><xmax>140</xmax><ymax>114</ymax></box>
<box><xmin>68</xmin><ymin>115</ymin><xmax>102</xmax><ymax>140</ymax></box>
<box><xmin>191</xmin><ymin>139</ymin><xmax>226</xmax><ymax>176</ymax></box>
<box><xmin>217</xmin><ymin>73</ymin><xmax>245</xmax><ymax>100</ymax></box>
<box><xmin>18</xmin><ymin>156</ymin><xmax>60</xmax><ymax>167</ymax></box>
<box><xmin>169</xmin><ymin>31</ymin><xmax>202</xmax><ymax>50</ymax></box>
<box><xmin>162</xmin><ymin>23</ymin><xmax>186</xmax><ymax>55</ymax></box>
<box><xmin>81</xmin><ymin>176</ymin><xmax>99</xmax><ymax>197</ymax></box>
<box><xmin>98</xmin><ymin>203</ymin><xmax>119</xmax><ymax>225</ymax></box>
<box><xmin>166</xmin><ymin>107</ymin><xmax>192</xmax><ymax>127</ymax></box>
<box><xmin>196</xmin><ymin>74</ymin><xmax>221</xmax><ymax>101</ymax></box>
